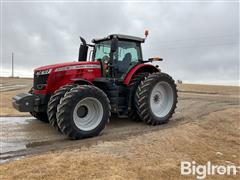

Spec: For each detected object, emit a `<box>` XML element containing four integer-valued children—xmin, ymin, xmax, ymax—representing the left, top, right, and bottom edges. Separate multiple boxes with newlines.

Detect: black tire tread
<box><xmin>47</xmin><ymin>84</ymin><xmax>77</xmax><ymax>130</ymax></box>
<box><xmin>128</xmin><ymin>72</ymin><xmax>150</xmax><ymax>121</ymax></box>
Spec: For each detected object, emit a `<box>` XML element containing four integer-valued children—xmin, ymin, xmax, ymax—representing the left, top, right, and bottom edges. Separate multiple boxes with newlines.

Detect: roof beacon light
<box><xmin>144</xmin><ymin>30</ymin><xmax>149</xmax><ymax>38</ymax></box>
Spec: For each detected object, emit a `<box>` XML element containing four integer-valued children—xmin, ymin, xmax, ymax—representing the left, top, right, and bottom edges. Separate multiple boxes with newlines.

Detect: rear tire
<box><xmin>47</xmin><ymin>84</ymin><xmax>77</xmax><ymax>131</ymax></box>
<box><xmin>128</xmin><ymin>72</ymin><xmax>149</xmax><ymax>121</ymax></box>
<box><xmin>56</xmin><ymin>85</ymin><xmax>111</xmax><ymax>140</ymax></box>
<box><xmin>136</xmin><ymin>72</ymin><xmax>177</xmax><ymax>125</ymax></box>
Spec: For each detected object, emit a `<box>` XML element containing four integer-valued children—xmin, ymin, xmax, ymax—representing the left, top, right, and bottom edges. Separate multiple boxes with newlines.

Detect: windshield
<box><xmin>93</xmin><ymin>40</ymin><xmax>142</xmax><ymax>61</ymax></box>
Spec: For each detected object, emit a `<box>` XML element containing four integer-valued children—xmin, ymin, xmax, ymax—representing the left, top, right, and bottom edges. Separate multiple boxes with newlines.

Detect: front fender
<box><xmin>70</xmin><ymin>78</ymin><xmax>93</xmax><ymax>85</ymax></box>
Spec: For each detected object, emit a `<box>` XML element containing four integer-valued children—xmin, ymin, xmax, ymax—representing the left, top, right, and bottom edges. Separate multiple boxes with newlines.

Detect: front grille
<box><xmin>33</xmin><ymin>74</ymin><xmax>49</xmax><ymax>90</ymax></box>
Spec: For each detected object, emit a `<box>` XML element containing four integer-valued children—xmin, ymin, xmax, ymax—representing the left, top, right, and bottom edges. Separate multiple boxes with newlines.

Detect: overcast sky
<box><xmin>1</xmin><ymin>1</ymin><xmax>239</xmax><ymax>85</ymax></box>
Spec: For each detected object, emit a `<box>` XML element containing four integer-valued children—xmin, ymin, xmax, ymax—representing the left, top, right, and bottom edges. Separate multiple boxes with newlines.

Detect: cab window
<box><xmin>116</xmin><ymin>41</ymin><xmax>141</xmax><ymax>63</ymax></box>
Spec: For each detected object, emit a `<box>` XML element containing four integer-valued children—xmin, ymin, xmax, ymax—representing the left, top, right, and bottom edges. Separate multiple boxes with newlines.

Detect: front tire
<box><xmin>30</xmin><ymin>111</ymin><xmax>49</xmax><ymax>123</ymax></box>
<box><xmin>28</xmin><ymin>88</ymin><xmax>49</xmax><ymax>123</ymax></box>
<box><xmin>47</xmin><ymin>84</ymin><xmax>77</xmax><ymax>130</ymax></box>
<box><xmin>136</xmin><ymin>72</ymin><xmax>177</xmax><ymax>125</ymax></box>
<box><xmin>56</xmin><ymin>85</ymin><xmax>111</xmax><ymax>140</ymax></box>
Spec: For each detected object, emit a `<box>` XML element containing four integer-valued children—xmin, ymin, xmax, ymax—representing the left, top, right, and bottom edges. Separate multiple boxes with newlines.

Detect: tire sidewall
<box><xmin>67</xmin><ymin>88</ymin><xmax>109</xmax><ymax>137</ymax></box>
<box><xmin>147</xmin><ymin>75</ymin><xmax>177</xmax><ymax>122</ymax></box>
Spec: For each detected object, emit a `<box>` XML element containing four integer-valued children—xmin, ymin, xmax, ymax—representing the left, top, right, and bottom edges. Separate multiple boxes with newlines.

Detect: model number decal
<box><xmin>55</xmin><ymin>65</ymin><xmax>101</xmax><ymax>72</ymax></box>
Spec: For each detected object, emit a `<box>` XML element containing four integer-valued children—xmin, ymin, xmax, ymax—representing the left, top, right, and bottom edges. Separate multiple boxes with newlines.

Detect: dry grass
<box><xmin>1</xmin><ymin>108</ymin><xmax>239</xmax><ymax>180</ymax></box>
<box><xmin>178</xmin><ymin>83</ymin><xmax>240</xmax><ymax>96</ymax></box>
<box><xmin>0</xmin><ymin>77</ymin><xmax>32</xmax><ymax>116</ymax></box>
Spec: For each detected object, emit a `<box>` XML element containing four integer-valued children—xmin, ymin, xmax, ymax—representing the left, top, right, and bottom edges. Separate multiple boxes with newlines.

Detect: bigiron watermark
<box><xmin>180</xmin><ymin>161</ymin><xmax>240</xmax><ymax>179</ymax></box>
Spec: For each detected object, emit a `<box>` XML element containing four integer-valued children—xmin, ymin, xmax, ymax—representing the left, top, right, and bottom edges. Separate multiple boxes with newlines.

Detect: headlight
<box><xmin>35</xmin><ymin>69</ymin><xmax>52</xmax><ymax>75</ymax></box>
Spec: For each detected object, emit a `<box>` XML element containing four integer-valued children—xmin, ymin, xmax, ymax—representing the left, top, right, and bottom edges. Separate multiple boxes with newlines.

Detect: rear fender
<box><xmin>123</xmin><ymin>64</ymin><xmax>160</xmax><ymax>85</ymax></box>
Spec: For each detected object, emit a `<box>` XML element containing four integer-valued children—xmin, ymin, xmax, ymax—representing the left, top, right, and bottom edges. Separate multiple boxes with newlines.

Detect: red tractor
<box><xmin>13</xmin><ymin>33</ymin><xmax>178</xmax><ymax>139</ymax></box>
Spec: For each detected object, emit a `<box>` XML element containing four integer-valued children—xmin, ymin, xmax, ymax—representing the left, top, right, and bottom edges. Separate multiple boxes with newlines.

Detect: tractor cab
<box><xmin>80</xmin><ymin>34</ymin><xmax>145</xmax><ymax>79</ymax></box>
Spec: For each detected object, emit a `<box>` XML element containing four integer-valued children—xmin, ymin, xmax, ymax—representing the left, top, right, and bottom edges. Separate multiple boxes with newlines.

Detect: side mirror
<box><xmin>111</xmin><ymin>37</ymin><xmax>118</xmax><ymax>52</ymax></box>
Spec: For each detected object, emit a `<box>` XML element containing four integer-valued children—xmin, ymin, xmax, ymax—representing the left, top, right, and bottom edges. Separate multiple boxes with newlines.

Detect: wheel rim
<box><xmin>73</xmin><ymin>97</ymin><xmax>103</xmax><ymax>131</ymax></box>
<box><xmin>150</xmin><ymin>81</ymin><xmax>174</xmax><ymax>118</ymax></box>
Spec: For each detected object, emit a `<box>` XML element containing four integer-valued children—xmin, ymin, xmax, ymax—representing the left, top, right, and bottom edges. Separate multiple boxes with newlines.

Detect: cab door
<box><xmin>113</xmin><ymin>41</ymin><xmax>142</xmax><ymax>79</ymax></box>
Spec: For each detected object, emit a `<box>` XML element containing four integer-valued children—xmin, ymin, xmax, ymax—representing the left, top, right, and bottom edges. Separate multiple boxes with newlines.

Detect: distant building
<box><xmin>177</xmin><ymin>80</ymin><xmax>183</xmax><ymax>84</ymax></box>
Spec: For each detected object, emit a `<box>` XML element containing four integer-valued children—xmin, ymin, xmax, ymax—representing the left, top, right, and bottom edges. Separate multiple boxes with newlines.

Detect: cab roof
<box><xmin>92</xmin><ymin>34</ymin><xmax>145</xmax><ymax>43</ymax></box>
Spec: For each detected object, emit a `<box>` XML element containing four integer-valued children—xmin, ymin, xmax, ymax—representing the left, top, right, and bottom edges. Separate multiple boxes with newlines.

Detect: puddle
<box><xmin>0</xmin><ymin>117</ymin><xmax>32</xmax><ymax>160</ymax></box>
<box><xmin>0</xmin><ymin>142</ymin><xmax>26</xmax><ymax>153</ymax></box>
<box><xmin>0</xmin><ymin>154</ymin><xmax>26</xmax><ymax>164</ymax></box>
<box><xmin>0</xmin><ymin>116</ymin><xmax>65</xmax><ymax>163</ymax></box>
<box><xmin>0</xmin><ymin>117</ymin><xmax>32</xmax><ymax>125</ymax></box>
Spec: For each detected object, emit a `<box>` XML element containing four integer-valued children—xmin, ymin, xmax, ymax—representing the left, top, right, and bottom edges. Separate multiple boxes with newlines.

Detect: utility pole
<box><xmin>12</xmin><ymin>52</ymin><xmax>14</xmax><ymax>77</ymax></box>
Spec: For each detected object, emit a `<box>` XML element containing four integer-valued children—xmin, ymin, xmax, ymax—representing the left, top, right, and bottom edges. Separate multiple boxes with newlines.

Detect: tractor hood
<box><xmin>34</xmin><ymin>61</ymin><xmax>101</xmax><ymax>73</ymax></box>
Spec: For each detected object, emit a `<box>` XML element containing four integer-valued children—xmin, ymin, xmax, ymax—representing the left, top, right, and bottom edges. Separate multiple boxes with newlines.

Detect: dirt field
<box><xmin>0</xmin><ymin>77</ymin><xmax>239</xmax><ymax>179</ymax></box>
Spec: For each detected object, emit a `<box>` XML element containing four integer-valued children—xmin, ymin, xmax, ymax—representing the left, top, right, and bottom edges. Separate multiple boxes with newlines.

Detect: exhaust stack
<box><xmin>78</xmin><ymin>37</ymin><xmax>88</xmax><ymax>61</ymax></box>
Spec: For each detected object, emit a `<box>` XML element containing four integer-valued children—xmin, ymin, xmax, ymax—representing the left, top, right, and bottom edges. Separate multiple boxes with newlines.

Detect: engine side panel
<box><xmin>33</xmin><ymin>62</ymin><xmax>102</xmax><ymax>94</ymax></box>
